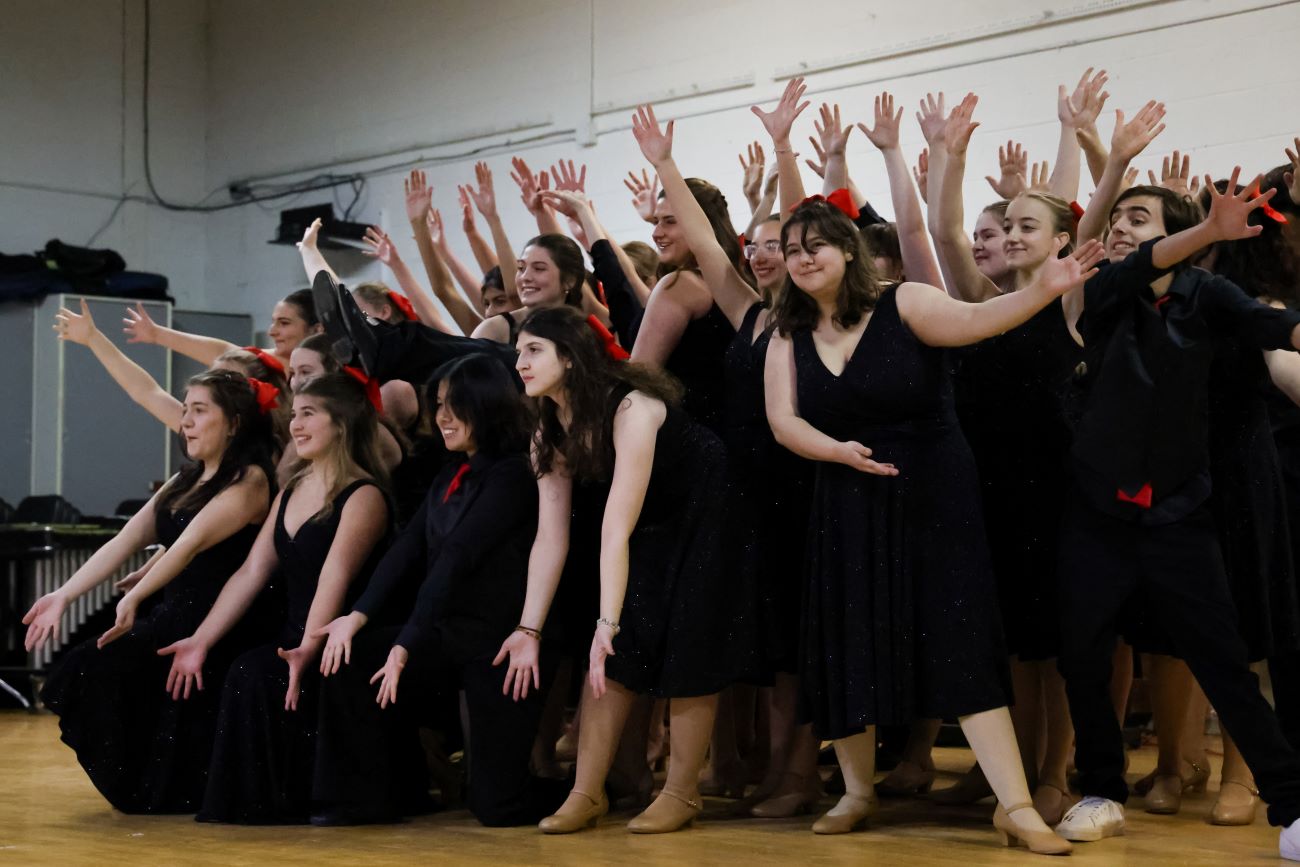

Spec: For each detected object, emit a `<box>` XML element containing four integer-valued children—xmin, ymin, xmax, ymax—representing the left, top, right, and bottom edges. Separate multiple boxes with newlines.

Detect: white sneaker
<box><xmin>1282</xmin><ymin>817</ymin><xmax>1300</xmax><ymax>861</ymax></box>
<box><xmin>1055</xmin><ymin>796</ymin><xmax>1125</xmax><ymax>842</ymax></box>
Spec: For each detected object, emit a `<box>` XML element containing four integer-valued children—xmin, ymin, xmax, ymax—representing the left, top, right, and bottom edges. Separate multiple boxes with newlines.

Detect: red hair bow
<box><xmin>343</xmin><ymin>365</ymin><xmax>385</xmax><ymax>415</ymax></box>
<box><xmin>586</xmin><ymin>315</ymin><xmax>629</xmax><ymax>361</ymax></box>
<box><xmin>387</xmin><ymin>291</ymin><xmax>418</xmax><ymax>321</ymax></box>
<box><xmin>243</xmin><ymin>346</ymin><xmax>285</xmax><ymax>376</ymax></box>
<box><xmin>1069</xmin><ymin>201</ymin><xmax>1086</xmax><ymax>223</ymax></box>
<box><xmin>246</xmin><ymin>377</ymin><xmax>280</xmax><ymax>414</ymax></box>
<box><xmin>1249</xmin><ymin>187</ymin><xmax>1289</xmax><ymax>224</ymax></box>
<box><xmin>793</xmin><ymin>188</ymin><xmax>860</xmax><ymax>220</ymax></box>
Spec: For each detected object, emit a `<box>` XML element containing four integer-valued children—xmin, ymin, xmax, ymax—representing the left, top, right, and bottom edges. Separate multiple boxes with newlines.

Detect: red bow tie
<box><xmin>442</xmin><ymin>462</ymin><xmax>472</xmax><ymax>503</ymax></box>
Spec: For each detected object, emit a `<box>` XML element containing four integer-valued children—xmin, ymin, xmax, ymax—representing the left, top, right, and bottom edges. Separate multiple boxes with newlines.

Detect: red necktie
<box><xmin>442</xmin><ymin>463</ymin><xmax>471</xmax><ymax>503</ymax></box>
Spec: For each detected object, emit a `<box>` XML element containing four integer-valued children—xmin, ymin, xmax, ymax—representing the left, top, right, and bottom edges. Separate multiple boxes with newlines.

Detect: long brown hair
<box><xmin>157</xmin><ymin>370</ymin><xmax>277</xmax><ymax>514</ymax></box>
<box><xmin>214</xmin><ymin>348</ymin><xmax>290</xmax><ymax>451</ymax></box>
<box><xmin>522</xmin><ymin>234</ymin><xmax>586</xmax><ymax>307</ymax></box>
<box><xmin>286</xmin><ymin>373</ymin><xmax>389</xmax><ymax>519</ymax></box>
<box><xmin>772</xmin><ymin>199</ymin><xmax>882</xmax><ymax>335</ymax></box>
<box><xmin>659</xmin><ymin>178</ymin><xmax>746</xmax><ymax>289</ymax></box>
<box><xmin>520</xmin><ymin>306</ymin><xmax>681</xmax><ymax>482</ymax></box>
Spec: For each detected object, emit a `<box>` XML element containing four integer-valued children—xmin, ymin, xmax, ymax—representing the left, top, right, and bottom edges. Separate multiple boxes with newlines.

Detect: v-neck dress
<box><xmin>791</xmin><ymin>286</ymin><xmax>1010</xmax><ymax>738</ymax></box>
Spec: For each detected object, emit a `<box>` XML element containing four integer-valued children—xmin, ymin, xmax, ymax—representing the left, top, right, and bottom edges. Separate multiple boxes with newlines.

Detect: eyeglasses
<box><xmin>744</xmin><ymin>240</ymin><xmax>782</xmax><ymax>260</ymax></box>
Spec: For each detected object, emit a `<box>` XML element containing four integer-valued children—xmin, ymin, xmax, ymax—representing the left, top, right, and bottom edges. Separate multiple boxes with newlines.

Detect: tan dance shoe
<box><xmin>1210</xmin><ymin>780</ymin><xmax>1260</xmax><ymax>826</ymax></box>
<box><xmin>993</xmin><ymin>802</ymin><xmax>1074</xmax><ymax>855</ymax></box>
<box><xmin>627</xmin><ymin>788</ymin><xmax>702</xmax><ymax>833</ymax></box>
<box><xmin>811</xmin><ymin>793</ymin><xmax>879</xmax><ymax>834</ymax></box>
<box><xmin>538</xmin><ymin>790</ymin><xmax>608</xmax><ymax>834</ymax></box>
<box><xmin>1144</xmin><ymin>774</ymin><xmax>1184</xmax><ymax>814</ymax></box>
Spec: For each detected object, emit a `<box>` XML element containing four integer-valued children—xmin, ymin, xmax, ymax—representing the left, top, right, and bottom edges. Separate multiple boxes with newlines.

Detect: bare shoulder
<box><xmin>614</xmin><ymin>390</ymin><xmax>668</xmax><ymax>428</ymax></box>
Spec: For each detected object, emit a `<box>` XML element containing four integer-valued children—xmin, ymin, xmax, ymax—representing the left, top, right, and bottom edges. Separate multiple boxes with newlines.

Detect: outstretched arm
<box><xmin>458</xmin><ymin>185</ymin><xmax>499</xmax><ymax>275</ymax></box>
<box><xmin>296</xmin><ymin>217</ymin><xmax>338</xmax><ymax>283</ymax></box>
<box><xmin>402</xmin><ymin>170</ymin><xmax>482</xmax><ymax>335</ymax></box>
<box><xmin>933</xmin><ymin>93</ymin><xmax>1003</xmax><ymax>302</ymax></box>
<box><xmin>752</xmin><ymin>77</ymin><xmax>810</xmax><ymax>220</ymax></box>
<box><xmin>465</xmin><ymin>161</ymin><xmax>521</xmax><ymax>308</ymax></box>
<box><xmin>857</xmin><ymin>92</ymin><xmax>943</xmax><ymax>288</ymax></box>
<box><xmin>359</xmin><ymin>226</ymin><xmax>454</xmax><ymax>333</ymax></box>
<box><xmin>510</xmin><ymin>157</ymin><xmax>564</xmax><ymax>237</ymax></box>
<box><xmin>56</xmin><ymin>299</ymin><xmax>183</xmax><ymax>429</ymax></box>
<box><xmin>1050</xmin><ymin>67</ymin><xmax>1108</xmax><ymax>202</ymax></box>
<box><xmin>122</xmin><ymin>303</ymin><xmax>237</xmax><ymax>367</ymax></box>
<box><xmin>631</xmin><ymin>104</ymin><xmax>760</xmax><ymax>332</ymax></box>
<box><xmin>1077</xmin><ymin>100</ymin><xmax>1166</xmax><ymax>243</ymax></box>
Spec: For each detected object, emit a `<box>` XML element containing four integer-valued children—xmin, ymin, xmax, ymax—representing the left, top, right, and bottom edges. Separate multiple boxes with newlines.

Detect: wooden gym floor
<box><xmin>0</xmin><ymin>711</ymin><xmax>1283</xmax><ymax>866</ymax></box>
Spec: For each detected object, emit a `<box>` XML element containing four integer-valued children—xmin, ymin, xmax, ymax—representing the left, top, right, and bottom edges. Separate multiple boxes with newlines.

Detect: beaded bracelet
<box><xmin>596</xmin><ymin>617</ymin><xmax>621</xmax><ymax>635</ymax></box>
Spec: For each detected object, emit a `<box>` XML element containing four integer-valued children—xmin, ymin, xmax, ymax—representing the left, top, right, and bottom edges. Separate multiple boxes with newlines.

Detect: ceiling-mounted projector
<box><xmin>269</xmin><ymin>204</ymin><xmax>370</xmax><ymax>250</ymax></box>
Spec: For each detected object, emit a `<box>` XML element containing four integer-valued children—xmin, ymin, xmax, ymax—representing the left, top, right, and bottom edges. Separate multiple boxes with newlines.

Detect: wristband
<box><xmin>514</xmin><ymin>624</ymin><xmax>542</xmax><ymax>639</ymax></box>
<box><xmin>596</xmin><ymin>617</ymin><xmax>621</xmax><ymax>635</ymax></box>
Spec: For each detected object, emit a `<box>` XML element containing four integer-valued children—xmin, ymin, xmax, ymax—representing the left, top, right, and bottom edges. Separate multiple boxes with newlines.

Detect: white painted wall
<box><xmin>4</xmin><ymin>0</ymin><xmax>1299</xmax><ymax>326</ymax></box>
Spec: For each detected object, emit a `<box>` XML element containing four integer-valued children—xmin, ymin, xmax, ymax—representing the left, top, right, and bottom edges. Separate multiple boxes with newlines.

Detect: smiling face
<box><xmin>515</xmin><ymin>331</ymin><xmax>568</xmax><ymax>399</ymax></box>
<box><xmin>180</xmin><ymin>384</ymin><xmax>234</xmax><ymax>465</ymax></box>
<box><xmin>288</xmin><ymin>393</ymin><xmax>339</xmax><ymax>462</ymax></box>
<box><xmin>434</xmin><ymin>379</ymin><xmax>477</xmax><ymax>455</ymax></box>
<box><xmin>267</xmin><ymin>300</ymin><xmax>312</xmax><ymax>358</ymax></box>
<box><xmin>784</xmin><ymin>227</ymin><xmax>849</xmax><ymax>299</ymax></box>
<box><xmin>288</xmin><ymin>346</ymin><xmax>328</xmax><ymax>393</ymax></box>
<box><xmin>972</xmin><ymin>209</ymin><xmax>1010</xmax><ymax>279</ymax></box>
<box><xmin>1106</xmin><ymin>194</ymin><xmax>1167</xmax><ymax>262</ymax></box>
<box><xmin>515</xmin><ymin>245</ymin><xmax>568</xmax><ymax>309</ymax></box>
<box><xmin>748</xmin><ymin>220</ymin><xmax>787</xmax><ymax>294</ymax></box>
<box><xmin>650</xmin><ymin>197</ymin><xmax>690</xmax><ymax>267</ymax></box>
<box><xmin>1003</xmin><ymin>197</ymin><xmax>1068</xmax><ymax>270</ymax></box>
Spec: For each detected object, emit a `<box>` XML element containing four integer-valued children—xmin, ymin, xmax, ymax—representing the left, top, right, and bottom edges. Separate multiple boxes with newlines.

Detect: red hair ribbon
<box><xmin>242</xmin><ymin>346</ymin><xmax>285</xmax><ymax>377</ymax></box>
<box><xmin>1116</xmin><ymin>482</ymin><xmax>1153</xmax><ymax>509</ymax></box>
<box><xmin>442</xmin><ymin>462</ymin><xmax>471</xmax><ymax>503</ymax></box>
<box><xmin>1069</xmin><ymin>201</ymin><xmax>1086</xmax><ymax>223</ymax></box>
<box><xmin>586</xmin><ymin>314</ymin><xmax>629</xmax><ymax>361</ymax></box>
<box><xmin>343</xmin><ymin>365</ymin><xmax>385</xmax><ymax>415</ymax></box>
<box><xmin>246</xmin><ymin>377</ymin><xmax>280</xmax><ymax>414</ymax></box>
<box><xmin>793</xmin><ymin>189</ymin><xmax>860</xmax><ymax>220</ymax></box>
<box><xmin>387</xmin><ymin>291</ymin><xmax>418</xmax><ymax>321</ymax></box>
<box><xmin>1249</xmin><ymin>188</ymin><xmax>1289</xmax><ymax>224</ymax></box>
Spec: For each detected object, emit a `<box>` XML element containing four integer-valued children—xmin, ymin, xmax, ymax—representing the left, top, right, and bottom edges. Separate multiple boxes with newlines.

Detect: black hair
<box><xmin>772</xmin><ymin>199</ymin><xmax>882</xmax><ymax>335</ymax></box>
<box><xmin>282</xmin><ymin>288</ymin><xmax>319</xmax><ymax>327</ymax></box>
<box><xmin>431</xmin><ymin>354</ymin><xmax>533</xmax><ymax>458</ymax></box>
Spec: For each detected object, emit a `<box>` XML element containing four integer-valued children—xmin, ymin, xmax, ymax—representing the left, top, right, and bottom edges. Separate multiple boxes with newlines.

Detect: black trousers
<box><xmin>313</xmin><ymin>626</ymin><xmax>565</xmax><ymax>827</ymax></box>
<box><xmin>1057</xmin><ymin>497</ymin><xmax>1300</xmax><ymax>827</ymax></box>
<box><xmin>373</xmin><ymin>321</ymin><xmax>516</xmax><ymax>387</ymax></box>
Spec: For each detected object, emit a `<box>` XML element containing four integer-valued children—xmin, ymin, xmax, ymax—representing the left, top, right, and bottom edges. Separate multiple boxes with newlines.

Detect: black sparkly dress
<box><xmin>41</xmin><ymin>508</ymin><xmax>262</xmax><ymax>813</ymax></box>
<box><xmin>723</xmin><ymin>302</ymin><xmax>814</xmax><ymax>676</ymax></box>
<box><xmin>197</xmin><ymin>480</ymin><xmax>388</xmax><ymax>824</ymax></box>
<box><xmin>601</xmin><ymin>386</ymin><xmax>750</xmax><ymax>696</ymax></box>
<box><xmin>793</xmin><ymin>287</ymin><xmax>1011</xmax><ymax>739</ymax></box>
<box><xmin>952</xmin><ymin>298</ymin><xmax>1081</xmax><ymax>661</ymax></box>
<box><xmin>664</xmin><ymin>301</ymin><xmax>733</xmax><ymax>435</ymax></box>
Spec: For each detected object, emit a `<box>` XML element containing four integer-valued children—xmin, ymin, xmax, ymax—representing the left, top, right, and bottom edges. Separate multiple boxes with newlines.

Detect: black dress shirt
<box><xmin>352</xmin><ymin>451</ymin><xmax>538</xmax><ymax>662</ymax></box>
<box><xmin>1072</xmin><ymin>238</ymin><xmax>1300</xmax><ymax>524</ymax></box>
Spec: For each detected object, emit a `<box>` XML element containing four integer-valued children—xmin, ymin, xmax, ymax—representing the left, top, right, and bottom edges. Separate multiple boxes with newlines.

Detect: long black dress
<box><xmin>952</xmin><ymin>298</ymin><xmax>1081</xmax><ymax>661</ymax></box>
<box><xmin>602</xmin><ymin>386</ymin><xmax>750</xmax><ymax>696</ymax></box>
<box><xmin>197</xmin><ymin>479</ymin><xmax>388</xmax><ymax>824</ymax></box>
<box><xmin>42</xmin><ymin>507</ymin><xmax>262</xmax><ymax>813</ymax></box>
<box><xmin>793</xmin><ymin>286</ymin><xmax>1010</xmax><ymax>739</ymax></box>
<box><xmin>723</xmin><ymin>302</ymin><xmax>814</xmax><ymax>676</ymax></box>
<box><xmin>664</xmin><ymin>300</ymin><xmax>733</xmax><ymax>435</ymax></box>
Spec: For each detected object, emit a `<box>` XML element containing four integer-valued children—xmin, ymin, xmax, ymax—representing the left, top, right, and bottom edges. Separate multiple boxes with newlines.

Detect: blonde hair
<box><xmin>1012</xmin><ymin>191</ymin><xmax>1076</xmax><ymax>255</ymax></box>
<box><xmin>286</xmin><ymin>373</ymin><xmax>389</xmax><ymax>520</ymax></box>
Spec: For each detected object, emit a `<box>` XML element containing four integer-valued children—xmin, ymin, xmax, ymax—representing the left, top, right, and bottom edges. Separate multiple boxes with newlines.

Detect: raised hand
<box><xmin>739</xmin><ymin>141</ymin><xmax>765</xmax><ymax>209</ymax></box>
<box><xmin>914</xmin><ymin>149</ymin><xmax>930</xmax><ymax>204</ymax></box>
<box><xmin>1205</xmin><ymin>166</ymin><xmax>1279</xmax><ymax>241</ymax></box>
<box><xmin>362</xmin><ymin>226</ymin><xmax>396</xmax><ymax>265</ymax></box>
<box><xmin>751</xmin><ymin>76</ymin><xmax>810</xmax><ymax>146</ymax></box>
<box><xmin>1123</xmin><ymin>166</ymin><xmax>1140</xmax><ymax>190</ymax></box>
<box><xmin>277</xmin><ymin>645</ymin><xmax>312</xmax><ymax>711</ymax></box>
<box><xmin>21</xmin><ymin>592</ymin><xmax>67</xmax><ymax>652</ymax></box>
<box><xmin>631</xmin><ymin>104</ymin><xmax>674</xmax><ymax>167</ymax></box>
<box><xmin>805</xmin><ymin>136</ymin><xmax>827</xmax><ymax>179</ymax></box>
<box><xmin>623</xmin><ymin>169</ymin><xmax>659</xmax><ymax>223</ymax></box>
<box><xmin>404</xmin><ymin>169</ymin><xmax>433</xmax><ymax>223</ymax></box>
<box><xmin>123</xmin><ymin>302</ymin><xmax>160</xmax><ymax>344</ymax></box>
<box><xmin>916</xmin><ymin>92</ymin><xmax>948</xmax><ymax>148</ymax></box>
<box><xmin>1039</xmin><ymin>239</ymin><xmax>1105</xmax><ymax>296</ymax></box>
<box><xmin>857</xmin><ymin>91</ymin><xmax>903</xmax><ymax>151</ymax></box>
<box><xmin>1059</xmin><ymin>67</ymin><xmax>1110</xmax><ymax>129</ymax></box>
<box><xmin>551</xmin><ymin>159</ymin><xmax>587</xmax><ymax>194</ymax></box>
<box><xmin>539</xmin><ymin>188</ymin><xmax>592</xmax><ymax>222</ymax></box>
<box><xmin>814</xmin><ymin>102</ymin><xmax>854</xmax><ymax>157</ymax></box>
<box><xmin>493</xmin><ymin>630</ymin><xmax>541</xmax><ymax>701</ymax></box>
<box><xmin>1110</xmin><ymin>100</ymin><xmax>1167</xmax><ymax>163</ymax></box>
<box><xmin>588</xmin><ymin>624</ymin><xmax>617</xmax><ymax>699</ymax></box>
<box><xmin>836</xmin><ymin>440</ymin><xmax>899</xmax><ymax>476</ymax></box>
<box><xmin>310</xmin><ymin>612</ymin><xmax>364</xmax><ymax>677</ymax></box>
<box><xmin>425</xmin><ymin>209</ymin><xmax>447</xmax><ymax>248</ymax></box>
<box><xmin>96</xmin><ymin>595</ymin><xmax>138</xmax><ymax>648</ymax></box>
<box><xmin>1029</xmin><ymin>160</ymin><xmax>1051</xmax><ymax>192</ymax></box>
<box><xmin>54</xmin><ymin>298</ymin><xmax>97</xmax><ymax>346</ymax></box>
<box><xmin>370</xmin><ymin>644</ymin><xmax>409</xmax><ymax>709</ymax></box>
<box><xmin>458</xmin><ymin>185</ymin><xmax>477</xmax><ymax>234</ymax></box>
<box><xmin>1286</xmin><ymin>137</ymin><xmax>1299</xmax><ymax>202</ymax></box>
<box><xmin>157</xmin><ymin>636</ymin><xmax>207</xmax><ymax>700</ymax></box>
<box><xmin>1147</xmin><ymin>150</ymin><xmax>1199</xmax><ymax>198</ymax></box>
<box><xmin>986</xmin><ymin>141</ymin><xmax>1029</xmax><ymax>198</ymax></box>
<box><xmin>943</xmin><ymin>92</ymin><xmax>980</xmax><ymax>157</ymax></box>
<box><xmin>297</xmin><ymin>217</ymin><xmax>322</xmax><ymax>251</ymax></box>
<box><xmin>462</xmin><ymin>161</ymin><xmax>498</xmax><ymax>220</ymax></box>
<box><xmin>510</xmin><ymin>157</ymin><xmax>549</xmax><ymax>216</ymax></box>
